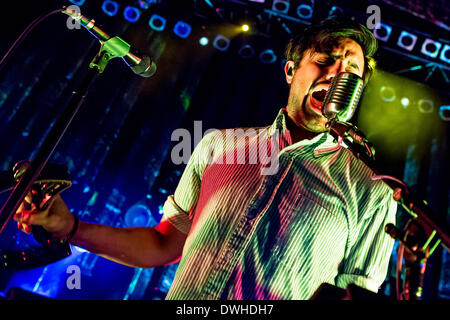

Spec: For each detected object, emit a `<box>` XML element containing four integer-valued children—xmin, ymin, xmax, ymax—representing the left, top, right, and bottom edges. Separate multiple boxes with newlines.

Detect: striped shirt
<box><xmin>162</xmin><ymin>108</ymin><xmax>397</xmax><ymax>300</ymax></box>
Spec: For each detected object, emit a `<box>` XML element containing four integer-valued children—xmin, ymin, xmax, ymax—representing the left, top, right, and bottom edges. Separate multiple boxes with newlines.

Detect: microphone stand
<box><xmin>327</xmin><ymin>118</ymin><xmax>450</xmax><ymax>300</ymax></box>
<box><xmin>0</xmin><ymin>34</ymin><xmax>138</xmax><ymax>246</ymax></box>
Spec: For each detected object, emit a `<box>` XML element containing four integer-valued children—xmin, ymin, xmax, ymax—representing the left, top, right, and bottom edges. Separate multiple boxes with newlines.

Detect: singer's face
<box><xmin>285</xmin><ymin>37</ymin><xmax>365</xmax><ymax>133</ymax></box>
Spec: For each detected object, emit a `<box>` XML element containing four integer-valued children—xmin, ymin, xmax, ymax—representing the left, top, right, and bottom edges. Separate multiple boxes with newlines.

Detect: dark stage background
<box><xmin>0</xmin><ymin>0</ymin><xmax>448</xmax><ymax>300</ymax></box>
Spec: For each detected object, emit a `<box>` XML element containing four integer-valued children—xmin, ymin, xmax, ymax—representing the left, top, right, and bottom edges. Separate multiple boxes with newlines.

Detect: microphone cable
<box><xmin>0</xmin><ymin>8</ymin><xmax>63</xmax><ymax>73</ymax></box>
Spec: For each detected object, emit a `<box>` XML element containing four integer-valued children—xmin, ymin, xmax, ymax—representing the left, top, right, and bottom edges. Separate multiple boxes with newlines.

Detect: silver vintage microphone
<box><xmin>321</xmin><ymin>72</ymin><xmax>364</xmax><ymax>122</ymax></box>
<box><xmin>322</xmin><ymin>72</ymin><xmax>375</xmax><ymax>160</ymax></box>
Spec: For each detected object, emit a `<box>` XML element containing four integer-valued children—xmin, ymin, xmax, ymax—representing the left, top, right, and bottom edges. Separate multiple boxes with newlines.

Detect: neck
<box><xmin>285</xmin><ymin>115</ymin><xmax>321</xmax><ymax>144</ymax></box>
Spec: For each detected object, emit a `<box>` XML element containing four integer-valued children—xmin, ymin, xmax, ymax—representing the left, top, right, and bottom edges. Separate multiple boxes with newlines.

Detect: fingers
<box><xmin>14</xmin><ymin>208</ymin><xmax>47</xmax><ymax>225</ymax></box>
<box><xmin>17</xmin><ymin>221</ymin><xmax>32</xmax><ymax>234</ymax></box>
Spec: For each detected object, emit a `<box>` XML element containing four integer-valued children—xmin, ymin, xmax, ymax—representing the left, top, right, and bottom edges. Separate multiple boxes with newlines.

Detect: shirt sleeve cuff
<box><xmin>161</xmin><ymin>195</ymin><xmax>192</xmax><ymax>234</ymax></box>
<box><xmin>335</xmin><ymin>274</ymin><xmax>381</xmax><ymax>293</ymax></box>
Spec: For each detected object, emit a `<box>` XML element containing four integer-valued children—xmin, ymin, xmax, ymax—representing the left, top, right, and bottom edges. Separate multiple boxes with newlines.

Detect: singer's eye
<box><xmin>316</xmin><ymin>58</ymin><xmax>334</xmax><ymax>66</ymax></box>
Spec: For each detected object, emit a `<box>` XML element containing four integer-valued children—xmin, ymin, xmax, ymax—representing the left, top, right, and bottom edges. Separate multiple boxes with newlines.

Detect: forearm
<box><xmin>70</xmin><ymin>221</ymin><xmax>172</xmax><ymax>268</ymax></box>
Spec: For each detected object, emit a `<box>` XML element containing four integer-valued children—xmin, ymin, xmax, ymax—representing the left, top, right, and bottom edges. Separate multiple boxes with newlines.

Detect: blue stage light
<box><xmin>199</xmin><ymin>37</ymin><xmax>209</xmax><ymax>46</ymax></box>
<box><xmin>439</xmin><ymin>105</ymin><xmax>450</xmax><ymax>121</ymax></box>
<box><xmin>123</xmin><ymin>6</ymin><xmax>141</xmax><ymax>23</ymax></box>
<box><xmin>397</xmin><ymin>31</ymin><xmax>418</xmax><ymax>51</ymax></box>
<box><xmin>102</xmin><ymin>0</ymin><xmax>119</xmax><ymax>17</ymax></box>
<box><xmin>421</xmin><ymin>39</ymin><xmax>442</xmax><ymax>58</ymax></box>
<box><xmin>124</xmin><ymin>204</ymin><xmax>153</xmax><ymax>227</ymax></box>
<box><xmin>69</xmin><ymin>0</ymin><xmax>85</xmax><ymax>5</ymax></box>
<box><xmin>259</xmin><ymin>49</ymin><xmax>277</xmax><ymax>64</ymax></box>
<box><xmin>440</xmin><ymin>44</ymin><xmax>450</xmax><ymax>64</ymax></box>
<box><xmin>297</xmin><ymin>4</ymin><xmax>313</xmax><ymax>19</ymax></box>
<box><xmin>238</xmin><ymin>44</ymin><xmax>255</xmax><ymax>58</ymax></box>
<box><xmin>272</xmin><ymin>0</ymin><xmax>289</xmax><ymax>14</ymax></box>
<box><xmin>213</xmin><ymin>35</ymin><xmax>230</xmax><ymax>51</ymax></box>
<box><xmin>149</xmin><ymin>14</ymin><xmax>166</xmax><ymax>31</ymax></box>
<box><xmin>373</xmin><ymin>23</ymin><xmax>392</xmax><ymax>42</ymax></box>
<box><xmin>173</xmin><ymin>21</ymin><xmax>192</xmax><ymax>38</ymax></box>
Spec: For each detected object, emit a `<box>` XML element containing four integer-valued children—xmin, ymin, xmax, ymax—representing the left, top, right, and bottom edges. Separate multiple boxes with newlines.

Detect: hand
<box><xmin>13</xmin><ymin>193</ymin><xmax>75</xmax><ymax>240</ymax></box>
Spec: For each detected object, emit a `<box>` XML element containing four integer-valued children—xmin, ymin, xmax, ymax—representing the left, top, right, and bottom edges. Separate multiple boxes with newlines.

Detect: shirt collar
<box><xmin>268</xmin><ymin>108</ymin><xmax>342</xmax><ymax>157</ymax></box>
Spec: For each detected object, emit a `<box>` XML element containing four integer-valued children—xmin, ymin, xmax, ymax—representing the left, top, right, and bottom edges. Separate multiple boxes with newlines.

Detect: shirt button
<box><xmin>226</xmin><ymin>251</ymin><xmax>233</xmax><ymax>259</ymax></box>
<box><xmin>247</xmin><ymin>207</ymin><xmax>258</xmax><ymax>219</ymax></box>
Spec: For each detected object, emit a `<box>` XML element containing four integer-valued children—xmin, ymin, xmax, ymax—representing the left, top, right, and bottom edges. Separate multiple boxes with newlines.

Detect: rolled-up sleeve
<box><xmin>335</xmin><ymin>193</ymin><xmax>397</xmax><ymax>293</ymax></box>
<box><xmin>161</xmin><ymin>131</ymin><xmax>217</xmax><ymax>234</ymax></box>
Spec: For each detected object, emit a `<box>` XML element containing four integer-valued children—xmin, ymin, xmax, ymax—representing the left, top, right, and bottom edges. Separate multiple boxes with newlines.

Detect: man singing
<box><xmin>14</xmin><ymin>18</ymin><xmax>396</xmax><ymax>300</ymax></box>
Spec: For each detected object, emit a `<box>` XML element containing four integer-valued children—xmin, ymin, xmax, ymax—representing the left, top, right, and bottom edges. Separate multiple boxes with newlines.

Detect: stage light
<box><xmin>380</xmin><ymin>86</ymin><xmax>396</xmax><ymax>102</ymax></box>
<box><xmin>440</xmin><ymin>44</ymin><xmax>450</xmax><ymax>64</ymax></box>
<box><xmin>102</xmin><ymin>0</ymin><xmax>119</xmax><ymax>16</ymax></box>
<box><xmin>124</xmin><ymin>204</ymin><xmax>153</xmax><ymax>227</ymax></box>
<box><xmin>238</xmin><ymin>44</ymin><xmax>255</xmax><ymax>59</ymax></box>
<box><xmin>328</xmin><ymin>5</ymin><xmax>343</xmax><ymax>18</ymax></box>
<box><xmin>421</xmin><ymin>39</ymin><xmax>442</xmax><ymax>58</ymax></box>
<box><xmin>272</xmin><ymin>0</ymin><xmax>289</xmax><ymax>14</ymax></box>
<box><xmin>69</xmin><ymin>0</ymin><xmax>85</xmax><ymax>5</ymax></box>
<box><xmin>149</xmin><ymin>14</ymin><xmax>166</xmax><ymax>31</ymax></box>
<box><xmin>401</xmin><ymin>97</ymin><xmax>409</xmax><ymax>108</ymax></box>
<box><xmin>199</xmin><ymin>37</ymin><xmax>209</xmax><ymax>46</ymax></box>
<box><xmin>297</xmin><ymin>4</ymin><xmax>313</xmax><ymax>19</ymax></box>
<box><xmin>397</xmin><ymin>31</ymin><xmax>418</xmax><ymax>51</ymax></box>
<box><xmin>418</xmin><ymin>99</ymin><xmax>434</xmax><ymax>113</ymax></box>
<box><xmin>123</xmin><ymin>6</ymin><xmax>141</xmax><ymax>23</ymax></box>
<box><xmin>373</xmin><ymin>23</ymin><xmax>392</xmax><ymax>42</ymax></box>
<box><xmin>137</xmin><ymin>0</ymin><xmax>155</xmax><ymax>9</ymax></box>
<box><xmin>242</xmin><ymin>24</ymin><xmax>250</xmax><ymax>32</ymax></box>
<box><xmin>213</xmin><ymin>35</ymin><xmax>230</xmax><ymax>51</ymax></box>
<box><xmin>259</xmin><ymin>49</ymin><xmax>277</xmax><ymax>64</ymax></box>
<box><xmin>439</xmin><ymin>105</ymin><xmax>450</xmax><ymax>121</ymax></box>
<box><xmin>173</xmin><ymin>21</ymin><xmax>192</xmax><ymax>38</ymax></box>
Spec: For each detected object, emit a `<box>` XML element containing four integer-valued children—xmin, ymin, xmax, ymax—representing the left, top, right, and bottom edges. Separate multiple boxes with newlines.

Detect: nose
<box><xmin>325</xmin><ymin>60</ymin><xmax>346</xmax><ymax>82</ymax></box>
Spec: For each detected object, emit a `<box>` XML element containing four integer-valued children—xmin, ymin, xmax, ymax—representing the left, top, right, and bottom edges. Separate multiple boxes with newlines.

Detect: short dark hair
<box><xmin>285</xmin><ymin>18</ymin><xmax>377</xmax><ymax>84</ymax></box>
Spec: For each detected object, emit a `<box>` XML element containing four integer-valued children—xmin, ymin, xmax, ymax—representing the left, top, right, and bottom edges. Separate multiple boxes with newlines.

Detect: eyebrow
<box><xmin>326</xmin><ymin>52</ymin><xmax>361</xmax><ymax>71</ymax></box>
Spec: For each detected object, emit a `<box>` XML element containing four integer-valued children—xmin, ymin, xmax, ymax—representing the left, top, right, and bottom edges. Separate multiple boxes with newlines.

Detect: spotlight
<box><xmin>69</xmin><ymin>0</ymin><xmax>85</xmax><ymax>5</ymax></box>
<box><xmin>259</xmin><ymin>49</ymin><xmax>277</xmax><ymax>64</ymax></box>
<box><xmin>421</xmin><ymin>39</ymin><xmax>442</xmax><ymax>58</ymax></box>
<box><xmin>102</xmin><ymin>0</ymin><xmax>119</xmax><ymax>16</ymax></box>
<box><xmin>380</xmin><ymin>86</ymin><xmax>395</xmax><ymax>102</ymax></box>
<box><xmin>418</xmin><ymin>99</ymin><xmax>434</xmax><ymax>113</ymax></box>
<box><xmin>401</xmin><ymin>97</ymin><xmax>410</xmax><ymax>108</ymax></box>
<box><xmin>272</xmin><ymin>0</ymin><xmax>289</xmax><ymax>14</ymax></box>
<box><xmin>173</xmin><ymin>21</ymin><xmax>192</xmax><ymax>39</ymax></box>
<box><xmin>440</xmin><ymin>44</ymin><xmax>450</xmax><ymax>64</ymax></box>
<box><xmin>297</xmin><ymin>4</ymin><xmax>313</xmax><ymax>19</ymax></box>
<box><xmin>124</xmin><ymin>204</ymin><xmax>153</xmax><ymax>227</ymax></box>
<box><xmin>123</xmin><ymin>6</ymin><xmax>141</xmax><ymax>23</ymax></box>
<box><xmin>242</xmin><ymin>24</ymin><xmax>250</xmax><ymax>32</ymax></box>
<box><xmin>149</xmin><ymin>14</ymin><xmax>166</xmax><ymax>31</ymax></box>
<box><xmin>328</xmin><ymin>5</ymin><xmax>343</xmax><ymax>18</ymax></box>
<box><xmin>213</xmin><ymin>35</ymin><xmax>230</xmax><ymax>51</ymax></box>
<box><xmin>439</xmin><ymin>105</ymin><xmax>450</xmax><ymax>121</ymax></box>
<box><xmin>373</xmin><ymin>23</ymin><xmax>392</xmax><ymax>42</ymax></box>
<box><xmin>199</xmin><ymin>37</ymin><xmax>209</xmax><ymax>46</ymax></box>
<box><xmin>137</xmin><ymin>0</ymin><xmax>155</xmax><ymax>9</ymax></box>
<box><xmin>397</xmin><ymin>31</ymin><xmax>418</xmax><ymax>51</ymax></box>
<box><xmin>238</xmin><ymin>44</ymin><xmax>255</xmax><ymax>59</ymax></box>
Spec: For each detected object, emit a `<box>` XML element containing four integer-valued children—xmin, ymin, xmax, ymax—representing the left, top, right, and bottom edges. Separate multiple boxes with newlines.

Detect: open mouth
<box><xmin>311</xmin><ymin>89</ymin><xmax>327</xmax><ymax>103</ymax></box>
<box><xmin>309</xmin><ymin>88</ymin><xmax>327</xmax><ymax>111</ymax></box>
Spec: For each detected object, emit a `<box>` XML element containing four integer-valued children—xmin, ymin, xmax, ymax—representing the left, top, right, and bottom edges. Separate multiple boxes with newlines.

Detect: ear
<box><xmin>284</xmin><ymin>60</ymin><xmax>295</xmax><ymax>84</ymax></box>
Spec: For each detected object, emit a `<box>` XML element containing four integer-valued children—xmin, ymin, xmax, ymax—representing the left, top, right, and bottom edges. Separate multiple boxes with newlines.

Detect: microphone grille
<box><xmin>322</xmin><ymin>72</ymin><xmax>364</xmax><ymax>121</ymax></box>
